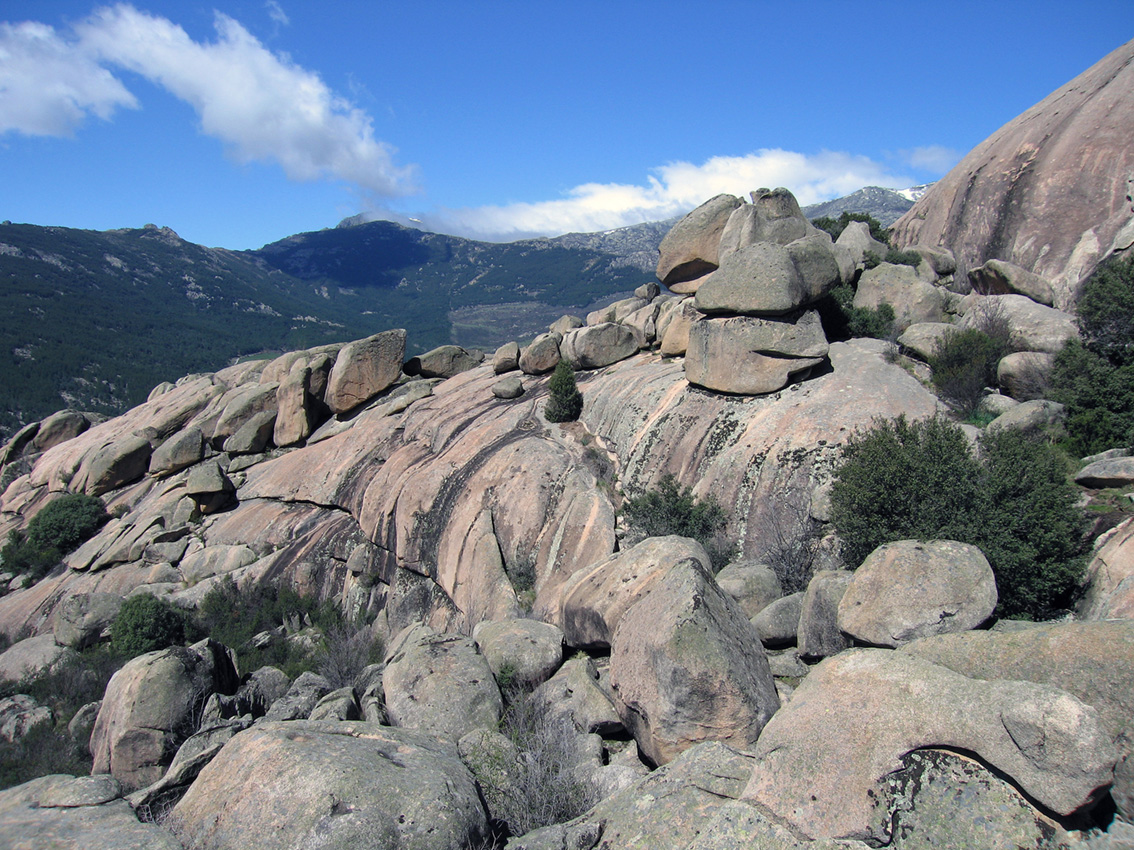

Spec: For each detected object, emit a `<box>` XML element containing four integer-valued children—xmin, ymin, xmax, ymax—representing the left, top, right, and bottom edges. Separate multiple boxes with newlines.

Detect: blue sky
<box><xmin>1</xmin><ymin>1</ymin><xmax>1129</xmax><ymax>249</ymax></box>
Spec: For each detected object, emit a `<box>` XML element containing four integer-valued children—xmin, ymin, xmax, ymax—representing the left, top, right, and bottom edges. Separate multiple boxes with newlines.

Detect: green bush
<box><xmin>26</xmin><ymin>494</ymin><xmax>108</xmax><ymax>553</ymax></box>
<box><xmin>111</xmin><ymin>593</ymin><xmax>197</xmax><ymax>658</ymax></box>
<box><xmin>1</xmin><ymin>493</ymin><xmax>108</xmax><ymax>580</ymax></box>
<box><xmin>622</xmin><ymin>473</ymin><xmax>733</xmax><ymax>570</ymax></box>
<box><xmin>829</xmin><ymin>415</ymin><xmax>1086</xmax><ymax>619</ymax></box>
<box><xmin>928</xmin><ymin>327</ymin><xmax>1010</xmax><ymax>417</ymax></box>
<box><xmin>1050</xmin><ymin>253</ymin><xmax>1134</xmax><ymax>455</ymax></box>
<box><xmin>883</xmin><ymin>248</ymin><xmax>923</xmax><ymax>268</ymax></box>
<box><xmin>822</xmin><ymin>283</ymin><xmax>895</xmax><ymax>341</ymax></box>
<box><xmin>811</xmin><ymin>212</ymin><xmax>890</xmax><ymax>245</ymax></box>
<box><xmin>544</xmin><ymin>360</ymin><xmax>583</xmax><ymax>423</ymax></box>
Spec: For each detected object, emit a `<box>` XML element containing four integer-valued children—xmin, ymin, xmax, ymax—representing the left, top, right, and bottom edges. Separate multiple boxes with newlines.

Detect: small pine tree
<box><xmin>544</xmin><ymin>360</ymin><xmax>583</xmax><ymax>423</ymax></box>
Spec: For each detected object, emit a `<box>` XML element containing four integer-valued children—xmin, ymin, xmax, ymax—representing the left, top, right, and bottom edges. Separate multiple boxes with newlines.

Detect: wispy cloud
<box><xmin>393</xmin><ymin>150</ymin><xmax>919</xmax><ymax>241</ymax></box>
<box><xmin>0</xmin><ymin>4</ymin><xmax>415</xmax><ymax>195</ymax></box>
<box><xmin>900</xmin><ymin>145</ymin><xmax>961</xmax><ymax>173</ymax></box>
<box><xmin>265</xmin><ymin>1</ymin><xmax>289</xmax><ymax>28</ymax></box>
<box><xmin>0</xmin><ymin>20</ymin><xmax>137</xmax><ymax>135</ymax></box>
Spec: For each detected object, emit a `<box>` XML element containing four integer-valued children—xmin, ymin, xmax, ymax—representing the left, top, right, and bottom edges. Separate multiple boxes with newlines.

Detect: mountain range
<box><xmin>0</xmin><ymin>186</ymin><xmax>916</xmax><ymax>440</ymax></box>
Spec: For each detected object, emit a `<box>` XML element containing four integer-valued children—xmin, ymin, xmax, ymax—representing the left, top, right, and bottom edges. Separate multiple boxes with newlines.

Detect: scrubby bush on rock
<box><xmin>1051</xmin><ymin>253</ymin><xmax>1134</xmax><ymax>455</ymax></box>
<box><xmin>544</xmin><ymin>359</ymin><xmax>583</xmax><ymax>423</ymax></box>
<box><xmin>823</xmin><ymin>283</ymin><xmax>895</xmax><ymax>341</ymax></box>
<box><xmin>622</xmin><ymin>474</ymin><xmax>732</xmax><ymax>569</ymax></box>
<box><xmin>1</xmin><ymin>493</ymin><xmax>108</xmax><ymax>580</ymax></box>
<box><xmin>811</xmin><ymin>211</ymin><xmax>889</xmax><ymax>245</ymax></box>
<box><xmin>830</xmin><ymin>415</ymin><xmax>1086</xmax><ymax>619</ymax></box>
<box><xmin>111</xmin><ymin>594</ymin><xmax>197</xmax><ymax>659</ymax></box>
<box><xmin>928</xmin><ymin>327</ymin><xmax>1010</xmax><ymax>417</ymax></box>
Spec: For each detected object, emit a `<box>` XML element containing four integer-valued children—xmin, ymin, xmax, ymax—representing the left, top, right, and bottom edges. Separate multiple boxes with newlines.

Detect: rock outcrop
<box><xmin>891</xmin><ymin>37</ymin><xmax>1134</xmax><ymax>308</ymax></box>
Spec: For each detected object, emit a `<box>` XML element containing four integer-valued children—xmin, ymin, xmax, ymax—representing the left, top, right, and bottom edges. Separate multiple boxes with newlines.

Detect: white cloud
<box><xmin>0</xmin><ymin>4</ymin><xmax>414</xmax><ymax>196</ymax></box>
<box><xmin>0</xmin><ymin>20</ymin><xmax>137</xmax><ymax>136</ymax></box>
<box><xmin>399</xmin><ymin>150</ymin><xmax>918</xmax><ymax>241</ymax></box>
<box><xmin>265</xmin><ymin>1</ymin><xmax>290</xmax><ymax>28</ymax></box>
<box><xmin>901</xmin><ymin>145</ymin><xmax>962</xmax><ymax>173</ymax></box>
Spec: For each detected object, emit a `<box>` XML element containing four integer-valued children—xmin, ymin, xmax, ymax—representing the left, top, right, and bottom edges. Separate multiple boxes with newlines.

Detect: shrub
<box><xmin>1050</xmin><ymin>253</ymin><xmax>1134</xmax><ymax>455</ymax></box>
<box><xmin>977</xmin><ymin>427</ymin><xmax>1087</xmax><ymax>619</ymax></box>
<box><xmin>314</xmin><ymin>622</ymin><xmax>383</xmax><ymax>689</ymax></box>
<box><xmin>26</xmin><ymin>494</ymin><xmax>108</xmax><ymax>553</ymax></box>
<box><xmin>1</xmin><ymin>493</ymin><xmax>108</xmax><ymax>580</ymax></box>
<box><xmin>622</xmin><ymin>473</ymin><xmax>733</xmax><ymax>570</ymax></box>
<box><xmin>811</xmin><ymin>212</ymin><xmax>890</xmax><ymax>245</ymax></box>
<box><xmin>829</xmin><ymin>414</ymin><xmax>1086</xmax><ymax>619</ymax></box>
<box><xmin>928</xmin><ymin>327</ymin><xmax>1009</xmax><ymax>417</ymax></box>
<box><xmin>544</xmin><ymin>360</ymin><xmax>583</xmax><ymax>423</ymax></box>
<box><xmin>823</xmin><ymin>283</ymin><xmax>895</xmax><ymax>341</ymax></box>
<box><xmin>883</xmin><ymin>248</ymin><xmax>923</xmax><ymax>268</ymax></box>
<box><xmin>111</xmin><ymin>593</ymin><xmax>196</xmax><ymax>658</ymax></box>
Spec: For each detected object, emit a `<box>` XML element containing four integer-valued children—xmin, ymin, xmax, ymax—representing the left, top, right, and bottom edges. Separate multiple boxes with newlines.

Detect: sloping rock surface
<box><xmin>891</xmin><ymin>37</ymin><xmax>1134</xmax><ymax>308</ymax></box>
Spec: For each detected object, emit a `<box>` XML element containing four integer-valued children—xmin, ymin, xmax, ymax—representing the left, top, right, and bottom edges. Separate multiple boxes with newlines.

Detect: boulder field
<box><xmin>0</xmin><ymin>179</ymin><xmax>1131</xmax><ymax>845</ymax></box>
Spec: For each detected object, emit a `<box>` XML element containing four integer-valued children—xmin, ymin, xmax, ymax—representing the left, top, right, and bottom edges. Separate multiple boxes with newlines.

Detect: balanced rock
<box><xmin>684</xmin><ymin>311</ymin><xmax>828</xmax><ymax>396</ymax></box>
<box><xmin>324</xmin><ymin>329</ymin><xmax>407</xmax><ymax>414</ymax></box>
<box><xmin>172</xmin><ymin>721</ymin><xmax>488</xmax><ymax>850</ymax></box>
<box><xmin>696</xmin><ymin>235</ymin><xmax>840</xmax><ymax>316</ymax></box>
<box><xmin>1076</xmin><ymin>456</ymin><xmax>1134</xmax><ymax>489</ymax></box>
<box><xmin>971</xmin><ymin>258</ymin><xmax>1055</xmax><ymax>305</ymax></box>
<box><xmin>609</xmin><ymin>557</ymin><xmax>780</xmax><ymax>766</ymax></box>
<box><xmin>657</xmin><ymin>194</ymin><xmax>742</xmax><ymax>289</ymax></box>
<box><xmin>837</xmin><ymin>540</ymin><xmax>997</xmax><ymax>647</ymax></box>
<box><xmin>742</xmin><ymin>648</ymin><xmax>1115</xmax><ymax>843</ymax></box>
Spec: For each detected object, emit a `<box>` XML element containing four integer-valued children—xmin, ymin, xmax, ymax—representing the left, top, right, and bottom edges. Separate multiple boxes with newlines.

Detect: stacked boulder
<box><xmin>657</xmin><ymin>188</ymin><xmax>852</xmax><ymax>395</ymax></box>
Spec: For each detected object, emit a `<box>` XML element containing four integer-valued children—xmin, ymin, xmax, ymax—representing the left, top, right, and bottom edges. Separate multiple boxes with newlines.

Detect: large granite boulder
<box><xmin>713</xmin><ymin>561</ymin><xmax>782</xmax><ymax>619</ymax></box>
<box><xmin>837</xmin><ymin>540</ymin><xmax>997</xmax><ymax>647</ymax></box>
<box><xmin>970</xmin><ymin>258</ymin><xmax>1056</xmax><ymax>305</ymax></box>
<box><xmin>1076</xmin><ymin>456</ymin><xmax>1134</xmax><ymax>489</ymax></box>
<box><xmin>383</xmin><ymin>623</ymin><xmax>502</xmax><ymax>741</ymax></box>
<box><xmin>472</xmin><ymin>618</ymin><xmax>564</xmax><ymax>687</ymax></box>
<box><xmin>90</xmin><ymin>639</ymin><xmax>239</xmax><ymax>789</ymax></box>
<box><xmin>751</xmin><ymin>591</ymin><xmax>803</xmax><ymax>647</ymax></box>
<box><xmin>796</xmin><ymin>570</ymin><xmax>852</xmax><ymax>659</ymax></box>
<box><xmin>0</xmin><ymin>774</ymin><xmax>183</xmax><ymax>849</ymax></box>
<box><xmin>684</xmin><ymin>311</ymin><xmax>828</xmax><ymax>395</ymax></box>
<box><xmin>508</xmin><ymin>741</ymin><xmax>756</xmax><ymax>850</ymax></box>
<box><xmin>558</xmin><ymin>535</ymin><xmax>711</xmax><ymax>650</ymax></box>
<box><xmin>960</xmin><ymin>294</ymin><xmax>1077</xmax><ymax>353</ymax></box>
<box><xmin>519</xmin><ymin>332</ymin><xmax>562</xmax><ymax>375</ymax></box>
<box><xmin>148</xmin><ymin>425</ymin><xmax>204</xmax><ymax>476</ymax></box>
<box><xmin>0</xmin><ymin>633</ymin><xmax>74</xmax><ymax>682</ymax></box>
<box><xmin>742</xmin><ymin>648</ymin><xmax>1115</xmax><ymax>843</ymax></box>
<box><xmin>31</xmin><ymin>410</ymin><xmax>91</xmax><ymax>453</ymax></box>
<box><xmin>836</xmin><ymin>220</ymin><xmax>890</xmax><ymax>266</ymax></box>
<box><xmin>901</xmin><ymin>619</ymin><xmax>1134</xmax><ymax>819</ymax></box>
<box><xmin>997</xmin><ymin>350</ymin><xmax>1056</xmax><ymax>399</ymax></box>
<box><xmin>560</xmin><ymin>323</ymin><xmax>640</xmax><ymax>370</ymax></box>
<box><xmin>52</xmin><ymin>592</ymin><xmax>123</xmax><ymax>650</ymax></box>
<box><xmin>657</xmin><ymin>194</ymin><xmax>742</xmax><ymax>290</ymax></box>
<box><xmin>853</xmin><ymin>263</ymin><xmax>949</xmax><ymax>331</ymax></box>
<box><xmin>890</xmin><ymin>38</ymin><xmax>1134</xmax><ymax>309</ymax></box>
<box><xmin>1078</xmin><ymin>517</ymin><xmax>1134</xmax><ymax>620</ymax></box>
<box><xmin>403</xmin><ymin>345</ymin><xmax>484</xmax><ymax>379</ymax></box>
<box><xmin>609</xmin><ymin>557</ymin><xmax>779</xmax><ymax>766</ymax></box>
<box><xmin>171</xmin><ymin>721</ymin><xmax>489</xmax><ymax>850</ymax></box>
<box><xmin>324</xmin><ymin>329</ymin><xmax>407</xmax><ymax>414</ymax></box>
<box><xmin>76</xmin><ymin>435</ymin><xmax>153</xmax><ymax>497</ymax></box>
<box><xmin>532</xmin><ymin>656</ymin><xmax>622</xmax><ymax>736</ymax></box>
<box><xmin>272</xmin><ymin>363</ymin><xmax>315</xmax><ymax>447</ymax></box>
<box><xmin>210</xmin><ymin>383</ymin><xmax>278</xmax><ymax>449</ymax></box>
<box><xmin>695</xmin><ymin>235</ymin><xmax>841</xmax><ymax>316</ymax></box>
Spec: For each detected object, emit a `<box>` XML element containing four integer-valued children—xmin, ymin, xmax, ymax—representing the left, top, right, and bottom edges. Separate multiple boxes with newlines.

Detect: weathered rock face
<box><xmin>853</xmin><ymin>263</ymin><xmax>949</xmax><ymax>331</ymax></box>
<box><xmin>959</xmin><ymin>293</ymin><xmax>1077</xmax><ymax>353</ymax></box>
<box><xmin>324</xmin><ymin>329</ymin><xmax>407</xmax><ymax>414</ymax></box>
<box><xmin>836</xmin><ymin>540</ymin><xmax>997</xmax><ymax>647</ymax></box>
<box><xmin>472</xmin><ymin>618</ymin><xmax>564</xmax><ymax>686</ymax></box>
<box><xmin>172</xmin><ymin>721</ymin><xmax>489</xmax><ymax>850</ymax></box>
<box><xmin>609</xmin><ymin>558</ymin><xmax>779</xmax><ymax>766</ymax></box>
<box><xmin>90</xmin><ymin>639</ymin><xmax>239</xmax><ymax>789</ymax></box>
<box><xmin>519</xmin><ymin>332</ymin><xmax>562</xmax><ymax>375</ymax></box>
<box><xmin>796</xmin><ymin>570</ymin><xmax>852</xmax><ymax>659</ymax></box>
<box><xmin>890</xmin><ymin>38</ymin><xmax>1134</xmax><ymax>308</ymax></box>
<box><xmin>742</xmin><ymin>648</ymin><xmax>1115</xmax><ymax>843</ymax></box>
